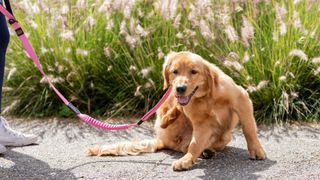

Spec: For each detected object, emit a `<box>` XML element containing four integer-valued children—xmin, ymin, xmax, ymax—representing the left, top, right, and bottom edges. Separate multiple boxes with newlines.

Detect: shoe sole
<box><xmin>0</xmin><ymin>145</ymin><xmax>6</xmax><ymax>154</ymax></box>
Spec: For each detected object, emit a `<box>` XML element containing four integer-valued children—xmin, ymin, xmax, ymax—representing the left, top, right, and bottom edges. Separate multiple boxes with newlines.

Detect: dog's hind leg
<box><xmin>86</xmin><ymin>139</ymin><xmax>165</xmax><ymax>156</ymax></box>
<box><xmin>234</xmin><ymin>90</ymin><xmax>266</xmax><ymax>160</ymax></box>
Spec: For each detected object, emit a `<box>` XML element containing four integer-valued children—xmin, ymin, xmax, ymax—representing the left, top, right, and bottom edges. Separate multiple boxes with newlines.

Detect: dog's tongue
<box><xmin>177</xmin><ymin>96</ymin><xmax>189</xmax><ymax>105</ymax></box>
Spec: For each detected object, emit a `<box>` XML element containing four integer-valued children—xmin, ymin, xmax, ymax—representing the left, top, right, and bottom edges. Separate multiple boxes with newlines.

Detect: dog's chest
<box><xmin>182</xmin><ymin>99</ymin><xmax>210</xmax><ymax>117</ymax></box>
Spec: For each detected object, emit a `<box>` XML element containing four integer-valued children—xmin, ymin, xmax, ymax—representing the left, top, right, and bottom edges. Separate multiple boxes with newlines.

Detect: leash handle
<box><xmin>0</xmin><ymin>4</ymin><xmax>172</xmax><ymax>130</ymax></box>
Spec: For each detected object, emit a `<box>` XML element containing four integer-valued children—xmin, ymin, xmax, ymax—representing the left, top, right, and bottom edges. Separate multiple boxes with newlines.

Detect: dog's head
<box><xmin>162</xmin><ymin>51</ymin><xmax>219</xmax><ymax>106</ymax></box>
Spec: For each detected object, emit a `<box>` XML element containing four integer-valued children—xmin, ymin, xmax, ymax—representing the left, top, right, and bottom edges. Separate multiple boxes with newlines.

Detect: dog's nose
<box><xmin>176</xmin><ymin>86</ymin><xmax>187</xmax><ymax>94</ymax></box>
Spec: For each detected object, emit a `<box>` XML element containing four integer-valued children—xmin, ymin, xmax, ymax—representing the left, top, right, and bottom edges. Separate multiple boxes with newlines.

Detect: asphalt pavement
<box><xmin>1</xmin><ymin>117</ymin><xmax>320</xmax><ymax>180</ymax></box>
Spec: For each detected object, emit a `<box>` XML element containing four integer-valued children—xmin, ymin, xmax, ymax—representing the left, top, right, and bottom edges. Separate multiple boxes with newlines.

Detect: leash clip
<box><xmin>136</xmin><ymin>120</ymin><xmax>144</xmax><ymax>126</ymax></box>
<box><xmin>67</xmin><ymin>102</ymin><xmax>80</xmax><ymax>114</ymax></box>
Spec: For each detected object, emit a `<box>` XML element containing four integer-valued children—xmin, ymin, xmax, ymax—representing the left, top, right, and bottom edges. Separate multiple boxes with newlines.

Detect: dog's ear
<box><xmin>162</xmin><ymin>51</ymin><xmax>177</xmax><ymax>89</ymax></box>
<box><xmin>204</xmin><ymin>61</ymin><xmax>219</xmax><ymax>91</ymax></box>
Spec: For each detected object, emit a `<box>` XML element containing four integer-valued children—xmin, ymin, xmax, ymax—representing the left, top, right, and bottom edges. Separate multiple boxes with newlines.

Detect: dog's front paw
<box><xmin>172</xmin><ymin>156</ymin><xmax>194</xmax><ymax>171</ymax></box>
<box><xmin>248</xmin><ymin>144</ymin><xmax>266</xmax><ymax>160</ymax></box>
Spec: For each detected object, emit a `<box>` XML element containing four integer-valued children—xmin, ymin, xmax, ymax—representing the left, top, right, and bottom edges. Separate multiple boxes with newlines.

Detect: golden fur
<box><xmin>86</xmin><ymin>51</ymin><xmax>266</xmax><ymax>171</ymax></box>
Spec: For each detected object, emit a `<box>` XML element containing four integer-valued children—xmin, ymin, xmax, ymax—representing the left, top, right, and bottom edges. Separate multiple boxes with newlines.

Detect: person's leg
<box><xmin>0</xmin><ymin>1</ymin><xmax>10</xmax><ymax>111</ymax></box>
<box><xmin>0</xmin><ymin>0</ymin><xmax>9</xmax><ymax>154</ymax></box>
<box><xmin>0</xmin><ymin>4</ymin><xmax>37</xmax><ymax>150</ymax></box>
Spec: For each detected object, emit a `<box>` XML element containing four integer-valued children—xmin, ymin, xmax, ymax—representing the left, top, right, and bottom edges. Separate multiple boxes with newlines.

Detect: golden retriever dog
<box><xmin>86</xmin><ymin>51</ymin><xmax>266</xmax><ymax>171</ymax></box>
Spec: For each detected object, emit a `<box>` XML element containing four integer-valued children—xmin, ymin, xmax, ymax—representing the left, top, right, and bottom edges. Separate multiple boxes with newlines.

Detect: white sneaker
<box><xmin>0</xmin><ymin>144</ymin><xmax>6</xmax><ymax>154</ymax></box>
<box><xmin>0</xmin><ymin>117</ymin><xmax>38</xmax><ymax>146</ymax></box>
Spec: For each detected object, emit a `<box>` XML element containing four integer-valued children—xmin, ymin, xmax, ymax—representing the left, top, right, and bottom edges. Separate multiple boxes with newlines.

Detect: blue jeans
<box><xmin>0</xmin><ymin>1</ymin><xmax>10</xmax><ymax>112</ymax></box>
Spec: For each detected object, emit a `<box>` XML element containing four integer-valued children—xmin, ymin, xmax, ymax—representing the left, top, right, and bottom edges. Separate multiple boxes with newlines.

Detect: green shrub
<box><xmin>4</xmin><ymin>0</ymin><xmax>320</xmax><ymax>123</ymax></box>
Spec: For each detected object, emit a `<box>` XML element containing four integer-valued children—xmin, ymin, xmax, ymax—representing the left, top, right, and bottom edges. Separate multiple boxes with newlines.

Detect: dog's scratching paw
<box><xmin>160</xmin><ymin>114</ymin><xmax>172</xmax><ymax>129</ymax></box>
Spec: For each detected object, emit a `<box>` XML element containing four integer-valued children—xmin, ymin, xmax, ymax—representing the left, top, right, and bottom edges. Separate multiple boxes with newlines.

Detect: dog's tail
<box><xmin>86</xmin><ymin>139</ymin><xmax>163</xmax><ymax>156</ymax></box>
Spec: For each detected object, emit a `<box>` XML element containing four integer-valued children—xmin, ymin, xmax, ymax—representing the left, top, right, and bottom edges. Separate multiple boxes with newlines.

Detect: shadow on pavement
<box><xmin>165</xmin><ymin>146</ymin><xmax>276</xmax><ymax>179</ymax></box>
<box><xmin>257</xmin><ymin>123</ymin><xmax>320</xmax><ymax>143</ymax></box>
<box><xmin>70</xmin><ymin>146</ymin><xmax>276</xmax><ymax>179</ymax></box>
<box><xmin>0</xmin><ymin>148</ymin><xmax>76</xmax><ymax>180</ymax></box>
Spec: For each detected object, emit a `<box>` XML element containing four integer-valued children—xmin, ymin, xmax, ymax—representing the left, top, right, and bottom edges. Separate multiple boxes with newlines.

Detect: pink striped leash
<box><xmin>0</xmin><ymin>4</ymin><xmax>172</xmax><ymax>130</ymax></box>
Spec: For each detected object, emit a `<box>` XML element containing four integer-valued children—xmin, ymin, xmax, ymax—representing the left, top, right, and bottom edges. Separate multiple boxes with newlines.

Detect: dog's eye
<box><xmin>191</xmin><ymin>69</ymin><xmax>198</xmax><ymax>75</ymax></box>
<box><xmin>173</xmin><ymin>70</ymin><xmax>178</xmax><ymax>75</ymax></box>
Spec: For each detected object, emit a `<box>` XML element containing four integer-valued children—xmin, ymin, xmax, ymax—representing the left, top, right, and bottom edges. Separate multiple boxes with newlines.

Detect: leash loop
<box><xmin>8</xmin><ymin>18</ymin><xmax>16</xmax><ymax>24</ymax></box>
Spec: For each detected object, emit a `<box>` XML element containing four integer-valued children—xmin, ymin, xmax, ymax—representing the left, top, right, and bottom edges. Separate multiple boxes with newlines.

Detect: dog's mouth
<box><xmin>175</xmin><ymin>87</ymin><xmax>198</xmax><ymax>106</ymax></box>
